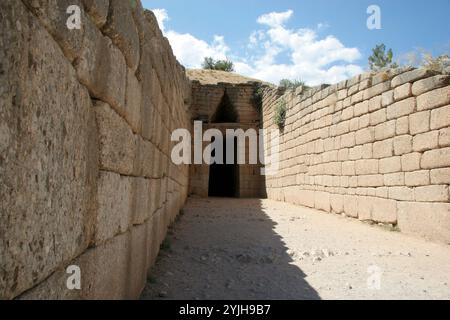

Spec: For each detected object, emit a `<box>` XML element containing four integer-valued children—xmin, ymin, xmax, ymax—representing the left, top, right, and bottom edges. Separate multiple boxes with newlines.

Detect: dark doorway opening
<box><xmin>208</xmin><ymin>138</ymin><xmax>239</xmax><ymax>198</ymax></box>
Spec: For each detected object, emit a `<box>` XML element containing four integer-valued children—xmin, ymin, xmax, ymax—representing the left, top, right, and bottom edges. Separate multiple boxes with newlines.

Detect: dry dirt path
<box><xmin>141</xmin><ymin>198</ymin><xmax>450</xmax><ymax>300</ymax></box>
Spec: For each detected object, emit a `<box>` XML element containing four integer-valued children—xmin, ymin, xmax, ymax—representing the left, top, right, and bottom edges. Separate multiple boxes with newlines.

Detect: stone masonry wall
<box><xmin>0</xmin><ymin>1</ymin><xmax>191</xmax><ymax>299</ymax></box>
<box><xmin>261</xmin><ymin>68</ymin><xmax>450</xmax><ymax>244</ymax></box>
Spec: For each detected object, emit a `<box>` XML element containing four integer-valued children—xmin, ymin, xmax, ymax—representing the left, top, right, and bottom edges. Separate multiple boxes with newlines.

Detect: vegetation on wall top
<box><xmin>279</xmin><ymin>79</ymin><xmax>308</xmax><ymax>90</ymax></box>
<box><xmin>274</xmin><ymin>99</ymin><xmax>287</xmax><ymax>130</ymax></box>
<box><xmin>202</xmin><ymin>57</ymin><xmax>235</xmax><ymax>72</ymax></box>
<box><xmin>368</xmin><ymin>43</ymin><xmax>399</xmax><ymax>71</ymax></box>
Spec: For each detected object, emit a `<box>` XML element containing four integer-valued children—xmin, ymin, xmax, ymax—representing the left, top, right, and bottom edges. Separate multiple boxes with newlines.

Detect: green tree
<box><xmin>368</xmin><ymin>44</ymin><xmax>398</xmax><ymax>71</ymax></box>
<box><xmin>202</xmin><ymin>57</ymin><xmax>235</xmax><ymax>72</ymax></box>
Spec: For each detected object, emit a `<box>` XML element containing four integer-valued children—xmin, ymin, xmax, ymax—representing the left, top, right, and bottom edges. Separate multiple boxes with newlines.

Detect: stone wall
<box><xmin>0</xmin><ymin>1</ymin><xmax>191</xmax><ymax>299</ymax></box>
<box><xmin>261</xmin><ymin>68</ymin><xmax>450</xmax><ymax>244</ymax></box>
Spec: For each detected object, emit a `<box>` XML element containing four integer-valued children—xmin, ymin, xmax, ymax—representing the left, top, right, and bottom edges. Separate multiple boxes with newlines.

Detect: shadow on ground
<box><xmin>141</xmin><ymin>198</ymin><xmax>320</xmax><ymax>300</ymax></box>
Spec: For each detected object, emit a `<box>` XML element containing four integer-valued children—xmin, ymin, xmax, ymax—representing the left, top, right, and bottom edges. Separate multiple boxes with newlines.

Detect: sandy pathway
<box><xmin>141</xmin><ymin>198</ymin><xmax>450</xmax><ymax>300</ymax></box>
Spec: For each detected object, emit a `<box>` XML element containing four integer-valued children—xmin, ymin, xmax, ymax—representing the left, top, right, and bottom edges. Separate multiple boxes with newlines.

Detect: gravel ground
<box><xmin>141</xmin><ymin>198</ymin><xmax>450</xmax><ymax>300</ymax></box>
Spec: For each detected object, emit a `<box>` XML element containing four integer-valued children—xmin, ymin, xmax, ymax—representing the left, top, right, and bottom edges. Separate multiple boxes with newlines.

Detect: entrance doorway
<box><xmin>208</xmin><ymin>138</ymin><xmax>239</xmax><ymax>197</ymax></box>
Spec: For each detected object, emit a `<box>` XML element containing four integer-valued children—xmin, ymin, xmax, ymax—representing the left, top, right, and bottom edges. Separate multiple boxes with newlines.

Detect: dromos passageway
<box><xmin>141</xmin><ymin>198</ymin><xmax>450</xmax><ymax>300</ymax></box>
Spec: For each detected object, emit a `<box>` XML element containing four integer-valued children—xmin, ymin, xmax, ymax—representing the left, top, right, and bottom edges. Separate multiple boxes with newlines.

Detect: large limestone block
<box><xmin>343</xmin><ymin>195</ymin><xmax>358</xmax><ymax>218</ymax></box>
<box><xmin>430</xmin><ymin>105</ymin><xmax>450</xmax><ymax>130</ymax></box>
<box><xmin>412</xmin><ymin>75</ymin><xmax>450</xmax><ymax>96</ymax></box>
<box><xmin>75</xmin><ymin>18</ymin><xmax>127</xmax><ymax>114</ymax></box>
<box><xmin>398</xmin><ymin>202</ymin><xmax>450</xmax><ymax>244</ymax></box>
<box><xmin>0</xmin><ymin>2</ymin><xmax>96</xmax><ymax>299</ymax></box>
<box><xmin>391</xmin><ymin>68</ymin><xmax>435</xmax><ymax>88</ymax></box>
<box><xmin>82</xmin><ymin>232</ymin><xmax>132</xmax><ymax>299</ymax></box>
<box><xmin>125</xmin><ymin>68</ymin><xmax>143</xmax><ymax>133</ymax></box>
<box><xmin>430</xmin><ymin>168</ymin><xmax>450</xmax><ymax>184</ymax></box>
<box><xmin>128</xmin><ymin>223</ymin><xmax>150</xmax><ymax>298</ymax></box>
<box><xmin>19</xmin><ymin>232</ymin><xmax>136</xmax><ymax>300</ymax></box>
<box><xmin>357</xmin><ymin>196</ymin><xmax>397</xmax><ymax>223</ymax></box>
<box><xmin>95</xmin><ymin>172</ymin><xmax>132</xmax><ymax>244</ymax></box>
<box><xmin>314</xmin><ymin>191</ymin><xmax>331</xmax><ymax>212</ymax></box>
<box><xmin>417</xmin><ymin>86</ymin><xmax>450</xmax><ymax>111</ymax></box>
<box><xmin>409</xmin><ymin>111</ymin><xmax>430</xmax><ymax>135</ymax></box>
<box><xmin>387</xmin><ymin>97</ymin><xmax>416</xmax><ymax>120</ymax></box>
<box><xmin>414</xmin><ymin>185</ymin><xmax>449</xmax><ymax>202</ymax></box>
<box><xmin>94</xmin><ymin>102</ymin><xmax>137</xmax><ymax>176</ymax></box>
<box><xmin>439</xmin><ymin>127</ymin><xmax>450</xmax><ymax>148</ymax></box>
<box><xmin>330</xmin><ymin>194</ymin><xmax>344</xmax><ymax>214</ymax></box>
<box><xmin>82</xmin><ymin>0</ymin><xmax>109</xmax><ymax>28</ymax></box>
<box><xmin>102</xmin><ymin>0</ymin><xmax>140</xmax><ymax>71</ymax></box>
<box><xmin>134</xmin><ymin>137</ymin><xmax>155</xmax><ymax>178</ymax></box>
<box><xmin>401</xmin><ymin>153</ymin><xmax>422</xmax><ymax>172</ymax></box>
<box><xmin>131</xmin><ymin>177</ymin><xmax>152</xmax><ymax>225</ymax></box>
<box><xmin>421</xmin><ymin>147</ymin><xmax>450</xmax><ymax>169</ymax></box>
<box><xmin>355</xmin><ymin>159</ymin><xmax>378</xmax><ymax>175</ymax></box>
<box><xmin>22</xmin><ymin>0</ymin><xmax>85</xmax><ymax>62</ymax></box>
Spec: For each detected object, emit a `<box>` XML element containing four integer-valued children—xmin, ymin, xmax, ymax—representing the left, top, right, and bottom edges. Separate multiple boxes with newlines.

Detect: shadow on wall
<box><xmin>141</xmin><ymin>198</ymin><xmax>320</xmax><ymax>300</ymax></box>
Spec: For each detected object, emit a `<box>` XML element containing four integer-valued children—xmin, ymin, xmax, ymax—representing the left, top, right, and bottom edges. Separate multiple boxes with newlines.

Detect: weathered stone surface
<box><xmin>401</xmin><ymin>153</ymin><xmax>421</xmax><ymax>172</ymax></box>
<box><xmin>393</xmin><ymin>135</ymin><xmax>412</xmax><ymax>155</ymax></box>
<box><xmin>439</xmin><ymin>127</ymin><xmax>450</xmax><ymax>147</ymax></box>
<box><xmin>409</xmin><ymin>111</ymin><xmax>430</xmax><ymax>135</ymax></box>
<box><xmin>412</xmin><ymin>75</ymin><xmax>450</xmax><ymax>96</ymax></box>
<box><xmin>398</xmin><ymin>202</ymin><xmax>450</xmax><ymax>244</ymax></box>
<box><xmin>394</xmin><ymin>83</ymin><xmax>412</xmax><ymax>101</ymax></box>
<box><xmin>343</xmin><ymin>195</ymin><xmax>358</xmax><ymax>218</ymax></box>
<box><xmin>384</xmin><ymin>173</ymin><xmax>404</xmax><ymax>186</ymax></box>
<box><xmin>128</xmin><ymin>223</ymin><xmax>150</xmax><ymax>298</ymax></box>
<box><xmin>314</xmin><ymin>191</ymin><xmax>331</xmax><ymax>212</ymax></box>
<box><xmin>125</xmin><ymin>68</ymin><xmax>143</xmax><ymax>133</ymax></box>
<box><xmin>82</xmin><ymin>232</ymin><xmax>132</xmax><ymax>299</ymax></box>
<box><xmin>95</xmin><ymin>171</ymin><xmax>132</xmax><ymax>244</ymax></box>
<box><xmin>396</xmin><ymin>116</ymin><xmax>409</xmax><ymax>135</ymax></box>
<box><xmin>0</xmin><ymin>1</ymin><xmax>96</xmax><ymax>299</ymax></box>
<box><xmin>391</xmin><ymin>68</ymin><xmax>435</xmax><ymax>88</ymax></box>
<box><xmin>430</xmin><ymin>168</ymin><xmax>450</xmax><ymax>184</ymax></box>
<box><xmin>374</xmin><ymin>120</ymin><xmax>396</xmax><ymax>141</ymax></box>
<box><xmin>75</xmin><ymin>18</ymin><xmax>127</xmax><ymax>112</ymax></box>
<box><xmin>421</xmin><ymin>147</ymin><xmax>450</xmax><ymax>169</ymax></box>
<box><xmin>387</xmin><ymin>97</ymin><xmax>416</xmax><ymax>120</ymax></box>
<box><xmin>131</xmin><ymin>177</ymin><xmax>152</xmax><ymax>225</ymax></box>
<box><xmin>22</xmin><ymin>0</ymin><xmax>85</xmax><ymax>62</ymax></box>
<box><xmin>82</xmin><ymin>0</ymin><xmax>109</xmax><ymax>28</ymax></box>
<box><xmin>373</xmin><ymin>139</ymin><xmax>394</xmax><ymax>158</ymax></box>
<box><xmin>102</xmin><ymin>0</ymin><xmax>140</xmax><ymax>71</ymax></box>
<box><xmin>416</xmin><ymin>86</ymin><xmax>450</xmax><ymax>111</ymax></box>
<box><xmin>389</xmin><ymin>186</ymin><xmax>414</xmax><ymax>201</ymax></box>
<box><xmin>381</xmin><ymin>90</ymin><xmax>394</xmax><ymax>107</ymax></box>
<box><xmin>405</xmin><ymin>171</ymin><xmax>430</xmax><ymax>187</ymax></box>
<box><xmin>330</xmin><ymin>194</ymin><xmax>344</xmax><ymax>214</ymax></box>
<box><xmin>134</xmin><ymin>137</ymin><xmax>155</xmax><ymax>178</ymax></box>
<box><xmin>358</xmin><ymin>196</ymin><xmax>397</xmax><ymax>224</ymax></box>
<box><xmin>355</xmin><ymin>159</ymin><xmax>378</xmax><ymax>175</ymax></box>
<box><xmin>412</xmin><ymin>131</ymin><xmax>439</xmax><ymax>152</ymax></box>
<box><xmin>2</xmin><ymin>0</ymin><xmax>190</xmax><ymax>301</ymax></box>
<box><xmin>430</xmin><ymin>105</ymin><xmax>450</xmax><ymax>130</ymax></box>
<box><xmin>414</xmin><ymin>185</ymin><xmax>449</xmax><ymax>202</ymax></box>
<box><xmin>379</xmin><ymin>157</ymin><xmax>401</xmax><ymax>174</ymax></box>
<box><xmin>94</xmin><ymin>102</ymin><xmax>137</xmax><ymax>175</ymax></box>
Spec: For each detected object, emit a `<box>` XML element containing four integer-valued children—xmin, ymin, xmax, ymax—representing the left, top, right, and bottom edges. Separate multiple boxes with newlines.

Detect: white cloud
<box><xmin>152</xmin><ymin>8</ymin><xmax>169</xmax><ymax>33</ymax></box>
<box><xmin>152</xmin><ymin>8</ymin><xmax>229</xmax><ymax>68</ymax></box>
<box><xmin>257</xmin><ymin>9</ymin><xmax>294</xmax><ymax>28</ymax></box>
<box><xmin>152</xmin><ymin>8</ymin><xmax>363</xmax><ymax>85</ymax></box>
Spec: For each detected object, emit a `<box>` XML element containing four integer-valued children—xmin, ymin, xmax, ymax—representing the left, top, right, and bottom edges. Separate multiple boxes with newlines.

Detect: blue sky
<box><xmin>142</xmin><ymin>0</ymin><xmax>450</xmax><ymax>85</ymax></box>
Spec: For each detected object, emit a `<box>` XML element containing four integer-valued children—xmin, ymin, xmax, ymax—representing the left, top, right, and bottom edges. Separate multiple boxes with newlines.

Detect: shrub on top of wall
<box><xmin>275</xmin><ymin>99</ymin><xmax>287</xmax><ymax>130</ymax></box>
<box><xmin>252</xmin><ymin>83</ymin><xmax>264</xmax><ymax>115</ymax></box>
